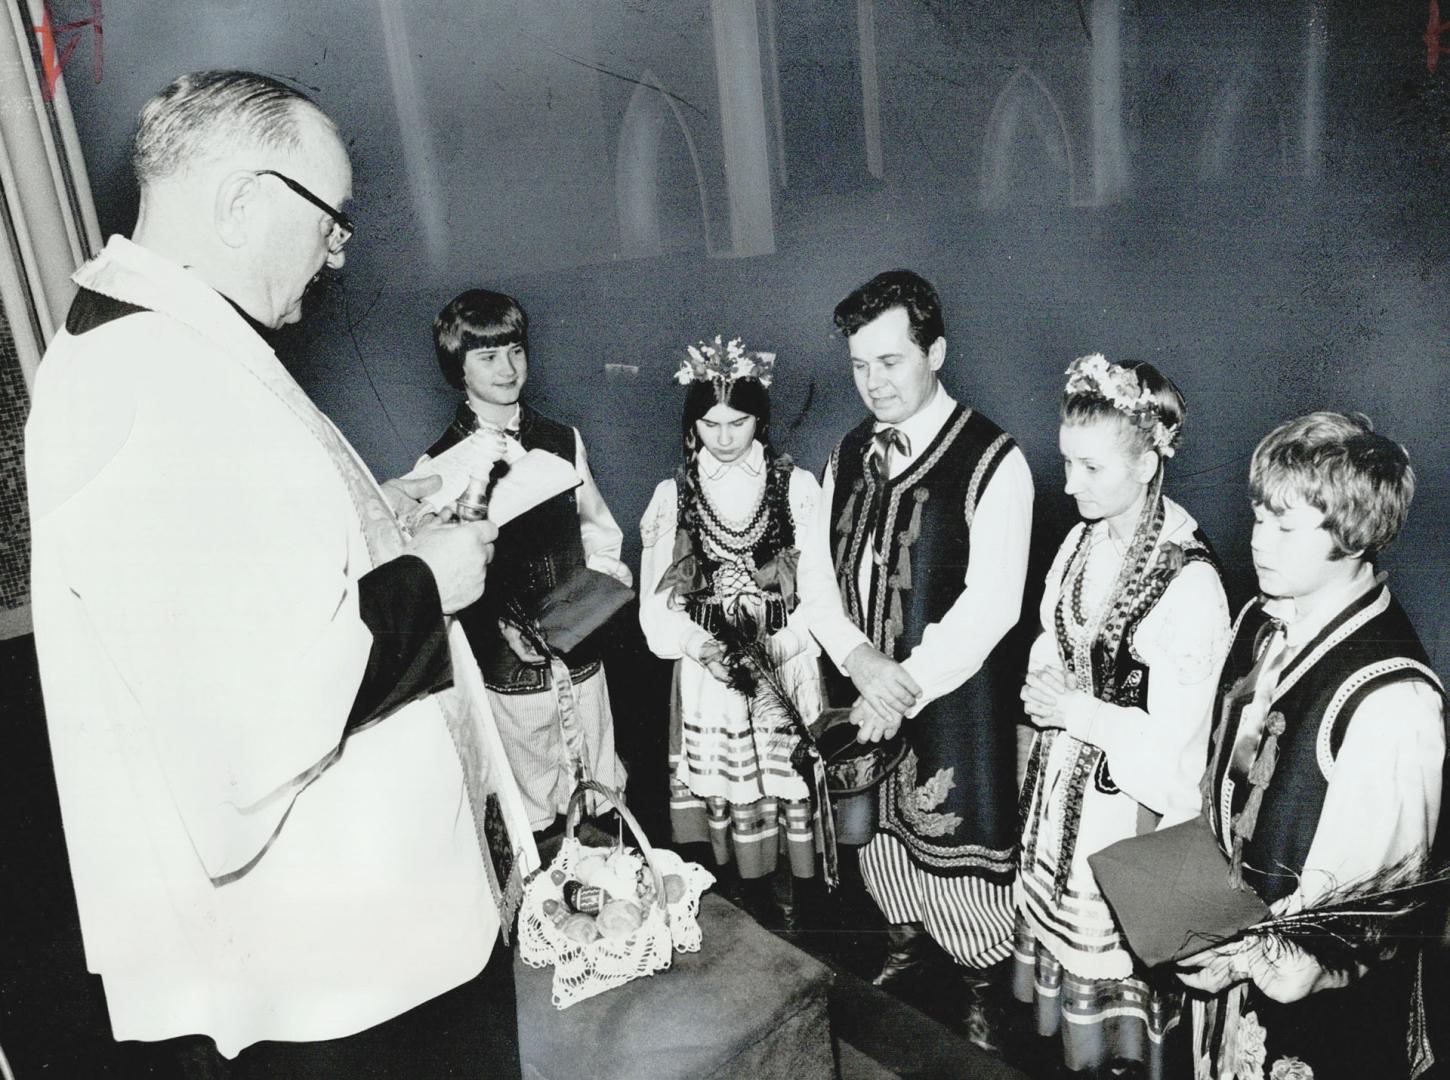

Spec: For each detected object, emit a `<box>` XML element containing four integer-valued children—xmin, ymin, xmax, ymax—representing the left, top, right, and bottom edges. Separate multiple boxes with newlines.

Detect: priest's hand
<box><xmin>843</xmin><ymin>644</ymin><xmax>920</xmax><ymax>722</ymax></box>
<box><xmin>406</xmin><ymin>518</ymin><xmax>497</xmax><ymax>614</ymax></box>
<box><xmin>383</xmin><ymin>473</ymin><xmax>443</xmax><ymax>531</ymax></box>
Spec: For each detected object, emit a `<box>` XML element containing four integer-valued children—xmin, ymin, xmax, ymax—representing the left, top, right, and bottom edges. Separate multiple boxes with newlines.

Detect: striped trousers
<box><xmin>860</xmin><ymin>830</ymin><xmax>1014</xmax><ymax>969</ymax></box>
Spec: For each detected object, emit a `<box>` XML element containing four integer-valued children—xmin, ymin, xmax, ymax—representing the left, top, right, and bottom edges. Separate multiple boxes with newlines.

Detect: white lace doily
<box><xmin>518</xmin><ymin>837</ymin><xmax>716</xmax><ymax>1009</ymax></box>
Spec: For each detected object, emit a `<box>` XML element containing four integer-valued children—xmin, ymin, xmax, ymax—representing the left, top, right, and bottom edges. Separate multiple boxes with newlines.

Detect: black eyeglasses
<box><xmin>254</xmin><ymin>169</ymin><xmax>354</xmax><ymax>254</ymax></box>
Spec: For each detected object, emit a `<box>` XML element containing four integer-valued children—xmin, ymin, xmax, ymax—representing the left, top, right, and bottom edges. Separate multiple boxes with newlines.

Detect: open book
<box><xmin>402</xmin><ymin>440</ymin><xmax>580</xmax><ymax>527</ymax></box>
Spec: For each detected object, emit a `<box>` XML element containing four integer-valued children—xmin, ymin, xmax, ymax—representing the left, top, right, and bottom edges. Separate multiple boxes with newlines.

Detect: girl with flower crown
<box><xmin>1013</xmin><ymin>356</ymin><xmax>1232</xmax><ymax>1078</ymax></box>
<box><xmin>639</xmin><ymin>342</ymin><xmax>827</xmax><ymax>924</ymax></box>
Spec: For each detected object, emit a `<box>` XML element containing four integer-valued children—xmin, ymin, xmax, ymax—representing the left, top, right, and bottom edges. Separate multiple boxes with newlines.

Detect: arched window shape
<box><xmin>616</xmin><ymin>71</ymin><xmax>715</xmax><ymax>257</ymax></box>
<box><xmin>979</xmin><ymin>68</ymin><xmax>1078</xmax><ymax>210</ymax></box>
<box><xmin>1197</xmin><ymin>55</ymin><xmax>1290</xmax><ymax>182</ymax></box>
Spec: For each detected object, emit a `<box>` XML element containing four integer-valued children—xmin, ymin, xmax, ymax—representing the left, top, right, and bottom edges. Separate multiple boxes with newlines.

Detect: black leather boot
<box><xmin>959</xmin><ymin>962</ymin><xmax>1011</xmax><ymax>1057</ymax></box>
<box><xmin>776</xmin><ymin>873</ymin><xmax>822</xmax><ymax>938</ymax></box>
<box><xmin>871</xmin><ymin>921</ymin><xmax>934</xmax><ymax>988</ymax></box>
<box><xmin>739</xmin><ymin>874</ymin><xmax>782</xmax><ymax>929</ymax></box>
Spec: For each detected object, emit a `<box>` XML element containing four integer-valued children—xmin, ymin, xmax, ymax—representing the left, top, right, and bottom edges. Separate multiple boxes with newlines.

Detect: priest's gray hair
<box><xmin>132</xmin><ymin>70</ymin><xmax>331</xmax><ymax>186</ymax></box>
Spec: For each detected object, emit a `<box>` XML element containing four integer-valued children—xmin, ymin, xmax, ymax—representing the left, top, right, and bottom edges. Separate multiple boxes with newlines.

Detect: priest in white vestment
<box><xmin>25</xmin><ymin>71</ymin><xmax>534</xmax><ymax>1076</ymax></box>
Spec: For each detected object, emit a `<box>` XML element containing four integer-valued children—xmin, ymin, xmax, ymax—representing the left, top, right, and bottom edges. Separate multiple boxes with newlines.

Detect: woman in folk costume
<box><xmin>1178</xmin><ymin>413</ymin><xmax>1444</xmax><ymax>1080</ymax></box>
<box><xmin>1015</xmin><ymin>355</ymin><xmax>1232</xmax><ymax>1078</ymax></box>
<box><xmin>639</xmin><ymin>339</ymin><xmax>824</xmax><ymax>923</ymax></box>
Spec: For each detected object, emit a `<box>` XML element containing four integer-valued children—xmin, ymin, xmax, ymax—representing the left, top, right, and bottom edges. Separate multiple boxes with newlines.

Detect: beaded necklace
<box><xmin>1056</xmin><ymin>471</ymin><xmax>1166</xmax><ymax>695</ymax></box>
<box><xmin>695</xmin><ymin>474</ymin><xmax>771</xmax><ymax>560</ymax></box>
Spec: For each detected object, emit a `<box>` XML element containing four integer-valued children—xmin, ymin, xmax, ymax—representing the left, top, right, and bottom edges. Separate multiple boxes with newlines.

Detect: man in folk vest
<box><xmin>805</xmin><ymin>269</ymin><xmax>1033</xmax><ymax>1052</ymax></box>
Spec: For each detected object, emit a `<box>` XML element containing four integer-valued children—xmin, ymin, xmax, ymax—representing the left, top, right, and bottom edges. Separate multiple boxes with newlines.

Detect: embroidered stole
<box><xmin>232</xmin><ymin>338</ymin><xmax>530</xmax><ymax>938</ymax></box>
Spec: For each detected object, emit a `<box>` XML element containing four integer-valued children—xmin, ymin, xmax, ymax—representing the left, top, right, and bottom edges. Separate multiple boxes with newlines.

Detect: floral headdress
<box><xmin>674</xmin><ymin>335</ymin><xmax>775</xmax><ymax>392</ymax></box>
<box><xmin>1063</xmin><ymin>353</ymin><xmax>1179</xmax><ymax>456</ymax></box>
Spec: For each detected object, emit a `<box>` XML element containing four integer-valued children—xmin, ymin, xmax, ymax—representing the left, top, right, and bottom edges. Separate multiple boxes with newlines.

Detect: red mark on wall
<box><xmin>32</xmin><ymin>0</ymin><xmax>102</xmax><ymax>101</ymax></box>
<box><xmin>1428</xmin><ymin>0</ymin><xmax>1450</xmax><ymax>72</ymax></box>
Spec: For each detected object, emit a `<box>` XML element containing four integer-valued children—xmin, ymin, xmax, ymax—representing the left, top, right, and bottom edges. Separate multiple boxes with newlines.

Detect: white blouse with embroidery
<box><xmin>638</xmin><ymin>442</ymin><xmax>825</xmax><ymax>803</ymax></box>
<box><xmin>1034</xmin><ymin>498</ymin><xmax>1233</xmax><ymax>822</ymax></box>
<box><xmin>1016</xmin><ymin>497</ymin><xmax>1231</xmax><ymax>980</ymax></box>
<box><xmin>639</xmin><ymin>442</ymin><xmax>822</xmax><ymax>665</ymax></box>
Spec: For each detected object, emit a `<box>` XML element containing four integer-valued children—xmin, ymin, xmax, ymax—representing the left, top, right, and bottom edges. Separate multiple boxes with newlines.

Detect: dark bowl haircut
<box><xmin>433</xmin><ymin>289</ymin><xmax>529</xmax><ymax>390</ymax></box>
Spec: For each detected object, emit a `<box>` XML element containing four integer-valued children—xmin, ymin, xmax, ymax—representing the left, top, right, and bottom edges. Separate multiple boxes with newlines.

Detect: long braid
<box><xmin>675</xmin><ymin>452</ymin><xmax>710</xmax><ymax>579</ymax></box>
<box><xmin>760</xmin><ymin>439</ymin><xmax>795</xmax><ymax>555</ymax></box>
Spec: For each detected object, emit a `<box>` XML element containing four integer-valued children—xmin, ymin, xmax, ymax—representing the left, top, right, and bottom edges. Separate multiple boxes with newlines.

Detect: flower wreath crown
<box><xmin>674</xmin><ymin>335</ymin><xmax>775</xmax><ymax>390</ymax></box>
<box><xmin>1063</xmin><ymin>353</ymin><xmax>1179</xmax><ymax>456</ymax></box>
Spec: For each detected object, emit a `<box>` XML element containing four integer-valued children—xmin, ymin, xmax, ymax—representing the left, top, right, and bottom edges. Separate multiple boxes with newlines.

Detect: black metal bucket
<box><xmin>811</xmin><ymin>708</ymin><xmax>906</xmax><ymax>847</ymax></box>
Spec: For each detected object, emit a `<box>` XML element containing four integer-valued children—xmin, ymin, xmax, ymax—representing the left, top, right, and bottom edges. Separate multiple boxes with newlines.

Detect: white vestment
<box><xmin>26</xmin><ymin>236</ymin><xmax>534</xmax><ymax>1057</ymax></box>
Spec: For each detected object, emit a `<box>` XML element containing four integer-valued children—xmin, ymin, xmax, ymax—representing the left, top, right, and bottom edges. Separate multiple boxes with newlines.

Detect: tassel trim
<box><xmin>884</xmin><ymin>487</ymin><xmax>929</xmax><ymax>657</ymax></box>
<box><xmin>1227</xmin><ymin>710</ymin><xmax>1286</xmax><ymax>889</ymax></box>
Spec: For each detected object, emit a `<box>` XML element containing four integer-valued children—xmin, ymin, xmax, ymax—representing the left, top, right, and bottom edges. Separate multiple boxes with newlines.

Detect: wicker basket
<box><xmin>517</xmin><ymin>781</ymin><xmax>715</xmax><ymax>1009</ymax></box>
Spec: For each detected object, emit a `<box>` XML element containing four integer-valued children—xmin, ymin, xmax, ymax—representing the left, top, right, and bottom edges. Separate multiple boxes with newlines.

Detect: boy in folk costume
<box><xmin>1179</xmin><ymin>412</ymin><xmax>1445</xmax><ymax>1080</ymax></box>
<box><xmin>801</xmin><ymin>270</ymin><xmax>1034</xmax><ymax>1051</ymax></box>
<box><xmin>421</xmin><ymin>290</ymin><xmax>632</xmax><ymax>833</ymax></box>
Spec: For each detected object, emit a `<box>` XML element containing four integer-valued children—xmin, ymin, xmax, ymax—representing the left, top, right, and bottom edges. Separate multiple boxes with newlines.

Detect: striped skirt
<box><xmin>859</xmin><ymin>829</ymin><xmax>1014</xmax><ymax>969</ymax></box>
<box><xmin>667</xmin><ymin>656</ymin><xmax>820</xmax><ymax>880</ymax></box>
<box><xmin>1012</xmin><ymin>916</ymin><xmax>1184</xmax><ymax>1078</ymax></box>
<box><xmin>487</xmin><ymin>666</ymin><xmax>626</xmax><ymax>832</ymax></box>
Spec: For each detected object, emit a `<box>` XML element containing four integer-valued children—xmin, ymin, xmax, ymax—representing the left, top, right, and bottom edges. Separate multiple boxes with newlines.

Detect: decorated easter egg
<box><xmin>561</xmin><ymin>913</ymin><xmax>601</xmax><ymax>944</ymax></box>
<box><xmin>596</xmin><ymin>900</ymin><xmax>645</xmax><ymax>939</ymax></box>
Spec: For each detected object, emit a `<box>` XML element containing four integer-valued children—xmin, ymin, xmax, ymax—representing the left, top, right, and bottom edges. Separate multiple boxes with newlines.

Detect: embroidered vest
<box><xmin>828</xmin><ymin>405</ymin><xmax>1020</xmax><ymax>879</ymax></box>
<box><xmin>1205</xmin><ymin>583</ymin><xmax>1444</xmax><ymax>904</ymax></box>
<box><xmin>1019</xmin><ymin>520</ymin><xmax>1222</xmax><ymax>900</ymax></box>
<box><xmin>432</xmin><ymin>403</ymin><xmax>600</xmax><ymax>694</ymax></box>
<box><xmin>678</xmin><ymin>457</ymin><xmax>796</xmax><ymax>639</ymax></box>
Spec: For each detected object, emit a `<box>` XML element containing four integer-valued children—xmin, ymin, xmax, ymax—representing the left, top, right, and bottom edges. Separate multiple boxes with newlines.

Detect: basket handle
<box><xmin>565</xmin><ymin>780</ymin><xmax>670</xmax><ymax>922</ymax></box>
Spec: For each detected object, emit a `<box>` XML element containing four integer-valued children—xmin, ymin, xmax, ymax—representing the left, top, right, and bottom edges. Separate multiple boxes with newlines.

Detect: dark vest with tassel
<box><xmin>1205</xmin><ymin>580</ymin><xmax>1443</xmax><ymax>904</ymax></box>
<box><xmin>828</xmin><ymin>404</ymin><xmax>1020</xmax><ymax>880</ymax></box>
<box><xmin>1201</xmin><ymin>580</ymin><xmax>1445</xmax><ymax>1080</ymax></box>
<box><xmin>426</xmin><ymin>403</ymin><xmax>600</xmax><ymax>693</ymax></box>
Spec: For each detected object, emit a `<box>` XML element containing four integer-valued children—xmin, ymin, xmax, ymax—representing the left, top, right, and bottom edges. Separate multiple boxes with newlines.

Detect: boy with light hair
<box><xmin>1182</xmin><ymin>411</ymin><xmax>1444</xmax><ymax>1080</ymax></box>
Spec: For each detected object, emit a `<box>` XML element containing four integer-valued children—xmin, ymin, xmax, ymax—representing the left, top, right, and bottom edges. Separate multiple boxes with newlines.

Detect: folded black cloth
<box><xmin>347</xmin><ymin>554</ymin><xmax>451</xmax><ymax>733</ymax></box>
<box><xmin>518</xmin><ymin>566</ymin><xmax>635</xmax><ymax>656</ymax></box>
<box><xmin>1088</xmin><ymin>815</ymin><xmax>1271</xmax><ymax>967</ymax></box>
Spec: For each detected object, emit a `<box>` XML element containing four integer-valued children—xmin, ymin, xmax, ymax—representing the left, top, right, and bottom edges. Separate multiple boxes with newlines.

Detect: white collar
<box><xmin>76</xmin><ymin>235</ymin><xmax>273</xmax><ymax>362</ymax></box>
<box><xmin>697</xmin><ymin>440</ymin><xmax>765</xmax><ymax>480</ymax></box>
<box><xmin>1262</xmin><ymin>563</ymin><xmax>1380</xmax><ymax>649</ymax></box>
<box><xmin>873</xmin><ymin>383</ymin><xmax>956</xmax><ymax>458</ymax></box>
<box><xmin>1090</xmin><ymin>495</ymin><xmax>1197</xmax><ymax>552</ymax></box>
<box><xmin>469</xmin><ymin>401</ymin><xmax>521</xmax><ymax>435</ymax></box>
